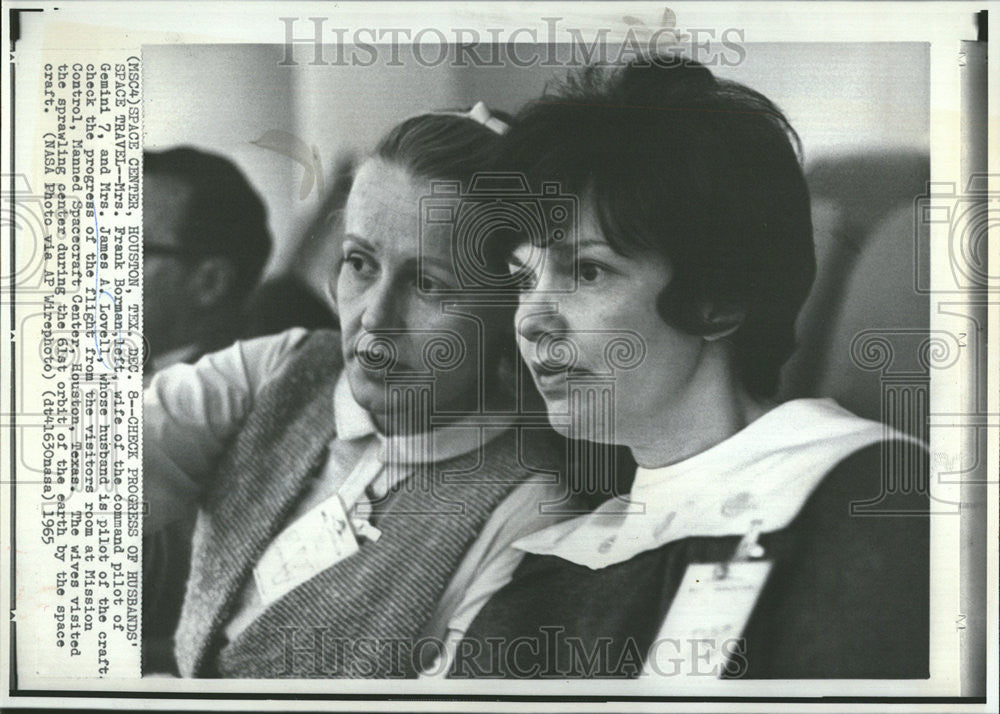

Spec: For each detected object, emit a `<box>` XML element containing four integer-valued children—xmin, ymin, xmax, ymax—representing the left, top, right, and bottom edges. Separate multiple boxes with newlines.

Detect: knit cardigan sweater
<box><xmin>173</xmin><ymin>330</ymin><xmax>562</xmax><ymax>677</ymax></box>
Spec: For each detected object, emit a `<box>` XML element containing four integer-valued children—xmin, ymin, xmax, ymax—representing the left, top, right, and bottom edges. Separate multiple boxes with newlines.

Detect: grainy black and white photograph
<box><xmin>2</xmin><ymin>1</ymin><xmax>995</xmax><ymax>711</ymax></box>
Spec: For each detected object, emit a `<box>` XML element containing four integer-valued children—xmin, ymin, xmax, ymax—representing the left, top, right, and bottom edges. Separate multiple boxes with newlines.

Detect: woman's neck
<box><xmin>627</xmin><ymin>347</ymin><xmax>771</xmax><ymax>470</ymax></box>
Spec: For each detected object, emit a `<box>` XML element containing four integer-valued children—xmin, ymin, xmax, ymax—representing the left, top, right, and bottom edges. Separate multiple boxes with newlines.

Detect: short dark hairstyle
<box><xmin>144</xmin><ymin>147</ymin><xmax>272</xmax><ymax>296</ymax></box>
<box><xmin>499</xmin><ymin>58</ymin><xmax>816</xmax><ymax>398</ymax></box>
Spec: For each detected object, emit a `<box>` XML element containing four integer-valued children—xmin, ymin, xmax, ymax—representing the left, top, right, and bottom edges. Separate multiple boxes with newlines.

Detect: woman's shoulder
<box><xmin>242</xmin><ymin>327</ymin><xmax>342</xmax><ymax>389</ymax></box>
<box><xmin>784</xmin><ymin>435</ymin><xmax>930</xmax><ymax>590</ymax></box>
<box><xmin>800</xmin><ymin>437</ymin><xmax>929</xmax><ymax>517</ymax></box>
<box><xmin>778</xmin><ymin>431</ymin><xmax>929</xmax><ymax>594</ymax></box>
<box><xmin>243</xmin><ymin>326</ymin><xmax>338</xmax><ymax>364</ymax></box>
<box><xmin>741</xmin><ymin>437</ymin><xmax>930</xmax><ymax>678</ymax></box>
<box><xmin>746</xmin><ymin>398</ymin><xmax>927</xmax><ymax>527</ymax></box>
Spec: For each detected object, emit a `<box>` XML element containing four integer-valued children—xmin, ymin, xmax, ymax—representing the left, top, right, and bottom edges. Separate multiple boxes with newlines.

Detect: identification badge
<box><xmin>642</xmin><ymin>560</ymin><xmax>773</xmax><ymax>678</ymax></box>
<box><xmin>253</xmin><ymin>493</ymin><xmax>360</xmax><ymax>606</ymax></box>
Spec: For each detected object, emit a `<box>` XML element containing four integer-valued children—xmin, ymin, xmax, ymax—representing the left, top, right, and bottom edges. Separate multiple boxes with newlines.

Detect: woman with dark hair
<box><xmin>143</xmin><ymin>104</ymin><xmax>584</xmax><ymax>678</ymax></box>
<box><xmin>437</xmin><ymin>60</ymin><xmax>929</xmax><ymax>680</ymax></box>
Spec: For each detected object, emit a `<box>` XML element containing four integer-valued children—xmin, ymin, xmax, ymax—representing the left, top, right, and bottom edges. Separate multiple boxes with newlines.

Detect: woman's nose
<box><xmin>360</xmin><ymin>279</ymin><xmax>398</xmax><ymax>331</ymax></box>
<box><xmin>515</xmin><ymin>302</ymin><xmax>566</xmax><ymax>344</ymax></box>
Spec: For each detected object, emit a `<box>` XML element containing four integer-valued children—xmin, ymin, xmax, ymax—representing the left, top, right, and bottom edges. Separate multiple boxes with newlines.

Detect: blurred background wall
<box><xmin>144</xmin><ymin>42</ymin><xmax>929</xmax><ymax>279</ymax></box>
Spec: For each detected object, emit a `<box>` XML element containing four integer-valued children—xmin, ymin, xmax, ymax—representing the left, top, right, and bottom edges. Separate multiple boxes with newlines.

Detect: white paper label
<box><xmin>643</xmin><ymin>561</ymin><xmax>773</xmax><ymax>678</ymax></box>
<box><xmin>253</xmin><ymin>493</ymin><xmax>360</xmax><ymax>606</ymax></box>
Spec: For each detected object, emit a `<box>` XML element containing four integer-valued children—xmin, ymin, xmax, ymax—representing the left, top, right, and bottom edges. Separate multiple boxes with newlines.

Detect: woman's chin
<box><xmin>345</xmin><ymin>365</ymin><xmax>387</xmax><ymax>411</ymax></box>
<box><xmin>545</xmin><ymin>412</ymin><xmax>572</xmax><ymax>438</ymax></box>
<box><xmin>541</xmin><ymin>402</ymin><xmax>620</xmax><ymax>444</ymax></box>
<box><xmin>541</xmin><ymin>402</ymin><xmax>607</xmax><ymax>443</ymax></box>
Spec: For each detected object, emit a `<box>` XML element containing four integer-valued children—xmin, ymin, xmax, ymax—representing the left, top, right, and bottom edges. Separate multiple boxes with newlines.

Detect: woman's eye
<box><xmin>415</xmin><ymin>272</ymin><xmax>460</xmax><ymax>295</ymax></box>
<box><xmin>344</xmin><ymin>252</ymin><xmax>376</xmax><ymax>278</ymax></box>
<box><xmin>579</xmin><ymin>261</ymin><xmax>605</xmax><ymax>283</ymax></box>
<box><xmin>418</xmin><ymin>275</ymin><xmax>444</xmax><ymax>292</ymax></box>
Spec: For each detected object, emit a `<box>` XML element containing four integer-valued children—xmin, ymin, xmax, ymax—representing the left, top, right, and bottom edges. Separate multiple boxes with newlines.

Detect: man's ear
<box><xmin>700</xmin><ymin>301</ymin><xmax>745</xmax><ymax>341</ymax></box>
<box><xmin>190</xmin><ymin>257</ymin><xmax>237</xmax><ymax>308</ymax></box>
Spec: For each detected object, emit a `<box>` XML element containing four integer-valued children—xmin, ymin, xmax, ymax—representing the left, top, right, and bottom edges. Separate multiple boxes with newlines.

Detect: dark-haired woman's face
<box><xmin>336</xmin><ymin>159</ymin><xmax>488</xmax><ymax>429</ymax></box>
<box><xmin>508</xmin><ymin>205</ymin><xmax>702</xmax><ymax>445</ymax></box>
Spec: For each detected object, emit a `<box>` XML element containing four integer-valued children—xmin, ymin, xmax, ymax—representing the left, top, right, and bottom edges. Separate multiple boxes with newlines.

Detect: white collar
<box><xmin>512</xmin><ymin>398</ymin><xmax>921</xmax><ymax>569</ymax></box>
<box><xmin>333</xmin><ymin>372</ymin><xmax>380</xmax><ymax>440</ymax></box>
<box><xmin>332</xmin><ymin>372</ymin><xmax>504</xmax><ymax>465</ymax></box>
<box><xmin>150</xmin><ymin>343</ymin><xmax>202</xmax><ymax>374</ymax></box>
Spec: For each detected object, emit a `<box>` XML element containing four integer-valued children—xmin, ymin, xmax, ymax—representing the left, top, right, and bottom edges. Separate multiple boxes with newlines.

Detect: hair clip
<box><xmin>465</xmin><ymin>101</ymin><xmax>509</xmax><ymax>135</ymax></box>
<box><xmin>431</xmin><ymin>101</ymin><xmax>509</xmax><ymax>135</ymax></box>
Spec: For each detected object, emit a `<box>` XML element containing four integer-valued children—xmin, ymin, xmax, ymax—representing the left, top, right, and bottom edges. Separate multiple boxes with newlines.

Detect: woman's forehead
<box><xmin>344</xmin><ymin>160</ymin><xmax>421</xmax><ymax>243</ymax></box>
<box><xmin>511</xmin><ymin>200</ymin><xmax>609</xmax><ymax>253</ymax></box>
<box><xmin>345</xmin><ymin>159</ymin><xmax>453</xmax><ymax>259</ymax></box>
<box><xmin>346</xmin><ymin>160</ymin><xmax>423</xmax><ymax>229</ymax></box>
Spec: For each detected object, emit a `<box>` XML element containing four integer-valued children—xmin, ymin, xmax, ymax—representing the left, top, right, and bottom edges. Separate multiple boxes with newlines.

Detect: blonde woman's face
<box><xmin>336</xmin><ymin>159</ymin><xmax>486</xmax><ymax>426</ymax></box>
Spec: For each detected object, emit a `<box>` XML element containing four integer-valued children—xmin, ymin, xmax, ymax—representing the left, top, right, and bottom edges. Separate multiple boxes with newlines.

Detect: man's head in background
<box><xmin>143</xmin><ymin>147</ymin><xmax>272</xmax><ymax>366</ymax></box>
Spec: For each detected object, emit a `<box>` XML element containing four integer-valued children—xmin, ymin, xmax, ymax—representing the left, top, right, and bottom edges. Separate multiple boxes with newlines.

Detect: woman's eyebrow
<box><xmin>576</xmin><ymin>239</ymin><xmax>614</xmax><ymax>251</ymax></box>
<box><xmin>413</xmin><ymin>255</ymin><xmax>454</xmax><ymax>273</ymax></box>
<box><xmin>343</xmin><ymin>234</ymin><xmax>376</xmax><ymax>251</ymax></box>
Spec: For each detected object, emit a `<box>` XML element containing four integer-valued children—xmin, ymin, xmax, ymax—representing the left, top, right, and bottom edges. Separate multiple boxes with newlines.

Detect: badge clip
<box><xmin>714</xmin><ymin>519</ymin><xmax>766</xmax><ymax>580</ymax></box>
<box><xmin>352</xmin><ymin>518</ymin><xmax>382</xmax><ymax>543</ymax></box>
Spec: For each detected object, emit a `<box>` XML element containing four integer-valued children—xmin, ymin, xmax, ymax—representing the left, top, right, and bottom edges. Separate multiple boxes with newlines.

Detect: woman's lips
<box><xmin>528</xmin><ymin>360</ymin><xmax>593</xmax><ymax>390</ymax></box>
<box><xmin>352</xmin><ymin>348</ymin><xmax>411</xmax><ymax>373</ymax></box>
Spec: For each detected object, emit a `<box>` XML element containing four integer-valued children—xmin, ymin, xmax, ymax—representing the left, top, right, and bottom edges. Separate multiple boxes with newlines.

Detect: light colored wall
<box><xmin>143</xmin><ymin>44</ymin><xmax>299</xmax><ymax>269</ymax></box>
<box><xmin>713</xmin><ymin>43</ymin><xmax>930</xmax><ymax>163</ymax></box>
<box><xmin>143</xmin><ymin>42</ymin><xmax>930</xmax><ymax>283</ymax></box>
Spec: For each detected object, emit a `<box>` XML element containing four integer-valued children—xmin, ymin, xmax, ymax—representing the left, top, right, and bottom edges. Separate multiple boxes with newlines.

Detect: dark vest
<box><xmin>455</xmin><ymin>443</ymin><xmax>930</xmax><ymax>679</ymax></box>
<box><xmin>174</xmin><ymin>330</ymin><xmax>564</xmax><ymax>677</ymax></box>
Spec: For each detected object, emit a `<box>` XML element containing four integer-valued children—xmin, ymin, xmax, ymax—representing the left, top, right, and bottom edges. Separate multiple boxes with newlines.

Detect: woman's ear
<box><xmin>700</xmin><ymin>301</ymin><xmax>745</xmax><ymax>341</ymax></box>
<box><xmin>190</xmin><ymin>257</ymin><xmax>237</xmax><ymax>308</ymax></box>
<box><xmin>325</xmin><ymin>257</ymin><xmax>341</xmax><ymax>318</ymax></box>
